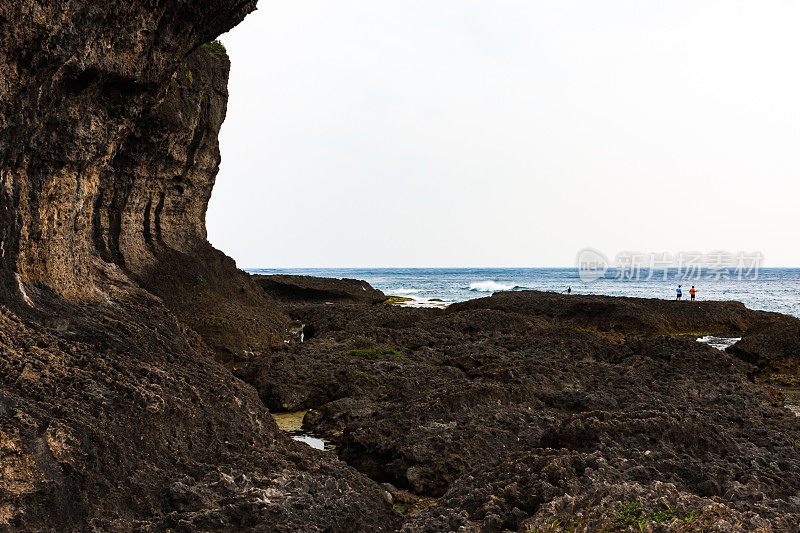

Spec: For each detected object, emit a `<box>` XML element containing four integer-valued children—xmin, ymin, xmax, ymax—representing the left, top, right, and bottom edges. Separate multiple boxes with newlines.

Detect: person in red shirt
<box><xmin>690</xmin><ymin>286</ymin><xmax>697</xmax><ymax>301</ymax></box>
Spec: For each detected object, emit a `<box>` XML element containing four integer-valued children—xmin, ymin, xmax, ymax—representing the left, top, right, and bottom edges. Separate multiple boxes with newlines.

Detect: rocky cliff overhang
<box><xmin>0</xmin><ymin>1</ymin><xmax>251</xmax><ymax>300</ymax></box>
<box><xmin>0</xmin><ymin>1</ymin><xmax>287</xmax><ymax>356</ymax></box>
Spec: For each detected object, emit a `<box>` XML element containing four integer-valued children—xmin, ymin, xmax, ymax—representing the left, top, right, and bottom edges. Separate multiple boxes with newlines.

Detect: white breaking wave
<box><xmin>467</xmin><ymin>280</ymin><xmax>519</xmax><ymax>292</ymax></box>
<box><xmin>393</xmin><ymin>288</ymin><xmax>422</xmax><ymax>294</ymax></box>
<box><xmin>696</xmin><ymin>336</ymin><xmax>741</xmax><ymax>351</ymax></box>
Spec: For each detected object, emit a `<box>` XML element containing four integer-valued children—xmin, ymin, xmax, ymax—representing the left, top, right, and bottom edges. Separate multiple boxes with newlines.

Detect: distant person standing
<box><xmin>690</xmin><ymin>286</ymin><xmax>696</xmax><ymax>301</ymax></box>
<box><xmin>676</xmin><ymin>285</ymin><xmax>682</xmax><ymax>301</ymax></box>
<box><xmin>567</xmin><ymin>286</ymin><xmax>572</xmax><ymax>295</ymax></box>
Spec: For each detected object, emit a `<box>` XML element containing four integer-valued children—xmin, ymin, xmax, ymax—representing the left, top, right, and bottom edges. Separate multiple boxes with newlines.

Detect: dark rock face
<box><xmin>239</xmin><ymin>292</ymin><xmax>800</xmax><ymax>530</ymax></box>
<box><xmin>0</xmin><ymin>293</ymin><xmax>399</xmax><ymax>531</ymax></box>
<box><xmin>728</xmin><ymin>322</ymin><xmax>800</xmax><ymax>386</ymax></box>
<box><xmin>450</xmin><ymin>290</ymin><xmax>796</xmax><ymax>338</ymax></box>
<box><xmin>104</xmin><ymin>48</ymin><xmax>288</xmax><ymax>362</ymax></box>
<box><xmin>0</xmin><ymin>3</ymin><xmax>398</xmax><ymax>530</ymax></box>
<box><xmin>253</xmin><ymin>274</ymin><xmax>387</xmax><ymax>304</ymax></box>
<box><xmin>2</xmin><ymin>0</ymin><xmax>249</xmax><ymax>300</ymax></box>
<box><xmin>0</xmin><ymin>1</ymin><xmax>287</xmax><ymax>357</ymax></box>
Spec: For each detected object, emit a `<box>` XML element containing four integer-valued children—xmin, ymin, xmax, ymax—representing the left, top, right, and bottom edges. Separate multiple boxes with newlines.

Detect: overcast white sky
<box><xmin>208</xmin><ymin>1</ymin><xmax>800</xmax><ymax>268</ymax></box>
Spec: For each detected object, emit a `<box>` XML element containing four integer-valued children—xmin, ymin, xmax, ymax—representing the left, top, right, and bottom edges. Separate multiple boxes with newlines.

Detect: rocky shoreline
<box><xmin>2</xmin><ymin>2</ymin><xmax>800</xmax><ymax>530</ymax></box>
<box><xmin>238</xmin><ymin>281</ymin><xmax>800</xmax><ymax>531</ymax></box>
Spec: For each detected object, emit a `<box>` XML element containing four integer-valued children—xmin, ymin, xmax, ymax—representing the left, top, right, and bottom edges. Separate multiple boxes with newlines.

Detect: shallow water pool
<box><xmin>271</xmin><ymin>410</ymin><xmax>333</xmax><ymax>451</ymax></box>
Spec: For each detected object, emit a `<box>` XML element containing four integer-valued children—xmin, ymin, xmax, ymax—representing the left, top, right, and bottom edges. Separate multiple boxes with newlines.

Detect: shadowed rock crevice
<box><xmin>727</xmin><ymin>322</ymin><xmax>800</xmax><ymax>386</ymax></box>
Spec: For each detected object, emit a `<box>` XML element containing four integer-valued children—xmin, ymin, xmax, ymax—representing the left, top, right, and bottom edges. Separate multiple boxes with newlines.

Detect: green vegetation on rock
<box><xmin>347</xmin><ymin>348</ymin><xmax>403</xmax><ymax>360</ymax></box>
<box><xmin>392</xmin><ymin>503</ymin><xmax>408</xmax><ymax>516</ymax></box>
<box><xmin>530</xmin><ymin>500</ymin><xmax>708</xmax><ymax>533</ymax></box>
<box><xmin>202</xmin><ymin>39</ymin><xmax>226</xmax><ymax>57</ymax></box>
<box><xmin>602</xmin><ymin>500</ymin><xmax>699</xmax><ymax>532</ymax></box>
<box><xmin>350</xmin><ymin>370</ymin><xmax>379</xmax><ymax>384</ymax></box>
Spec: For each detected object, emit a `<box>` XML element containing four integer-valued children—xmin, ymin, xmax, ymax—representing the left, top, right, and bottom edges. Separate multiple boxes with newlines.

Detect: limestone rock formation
<box><xmin>0</xmin><ymin>2</ymin><xmax>399</xmax><ymax>530</ymax></box>
<box><xmin>0</xmin><ymin>1</ymin><xmax>286</xmax><ymax>360</ymax></box>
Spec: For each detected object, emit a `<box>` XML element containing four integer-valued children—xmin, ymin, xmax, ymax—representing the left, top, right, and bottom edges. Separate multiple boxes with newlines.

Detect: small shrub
<box><xmin>350</xmin><ymin>370</ymin><xmax>379</xmax><ymax>384</ymax></box>
<box><xmin>202</xmin><ymin>39</ymin><xmax>226</xmax><ymax>57</ymax></box>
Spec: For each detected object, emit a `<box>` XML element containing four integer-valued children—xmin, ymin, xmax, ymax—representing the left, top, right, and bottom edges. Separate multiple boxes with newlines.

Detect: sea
<box><xmin>245</xmin><ymin>267</ymin><xmax>800</xmax><ymax>318</ymax></box>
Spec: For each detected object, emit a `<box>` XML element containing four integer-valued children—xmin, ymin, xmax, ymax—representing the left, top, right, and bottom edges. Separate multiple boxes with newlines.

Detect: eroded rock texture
<box><xmin>0</xmin><ymin>2</ymin><xmax>399</xmax><ymax>530</ymax></box>
<box><xmin>0</xmin><ymin>1</ymin><xmax>286</xmax><ymax>358</ymax></box>
<box><xmin>2</xmin><ymin>1</ymin><xmax>241</xmax><ymax>297</ymax></box>
<box><xmin>0</xmin><ymin>292</ymin><xmax>398</xmax><ymax>531</ymax></box>
<box><xmin>728</xmin><ymin>322</ymin><xmax>800</xmax><ymax>386</ymax></box>
<box><xmin>240</xmin><ymin>290</ymin><xmax>800</xmax><ymax>531</ymax></box>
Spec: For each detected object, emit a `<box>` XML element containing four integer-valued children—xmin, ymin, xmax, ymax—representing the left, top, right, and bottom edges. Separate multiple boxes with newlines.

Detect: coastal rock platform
<box><xmin>239</xmin><ymin>288</ymin><xmax>800</xmax><ymax>531</ymax></box>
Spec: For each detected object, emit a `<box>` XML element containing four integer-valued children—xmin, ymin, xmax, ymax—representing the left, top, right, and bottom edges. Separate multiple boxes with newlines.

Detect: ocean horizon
<box><xmin>246</xmin><ymin>267</ymin><xmax>800</xmax><ymax>318</ymax></box>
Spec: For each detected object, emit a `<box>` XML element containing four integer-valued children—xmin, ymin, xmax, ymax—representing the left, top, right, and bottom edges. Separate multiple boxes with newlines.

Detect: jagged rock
<box><xmin>450</xmin><ymin>290</ymin><xmax>797</xmax><ymax>337</ymax></box>
<box><xmin>240</xmin><ymin>292</ymin><xmax>800</xmax><ymax>530</ymax></box>
<box><xmin>728</xmin><ymin>322</ymin><xmax>800</xmax><ymax>386</ymax></box>
<box><xmin>0</xmin><ymin>2</ymin><xmax>397</xmax><ymax>530</ymax></box>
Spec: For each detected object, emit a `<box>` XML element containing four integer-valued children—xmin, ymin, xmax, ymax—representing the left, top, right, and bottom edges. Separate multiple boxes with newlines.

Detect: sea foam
<box><xmin>467</xmin><ymin>280</ymin><xmax>519</xmax><ymax>292</ymax></box>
